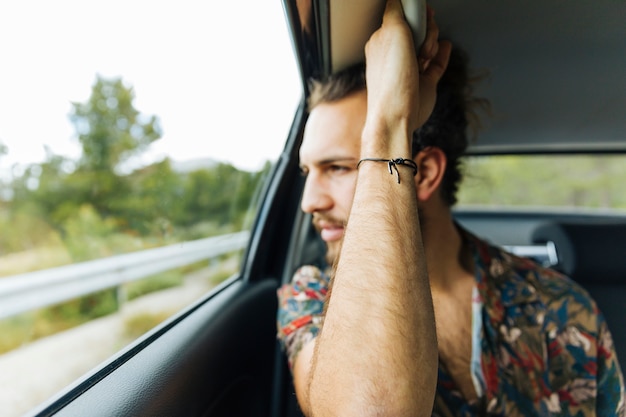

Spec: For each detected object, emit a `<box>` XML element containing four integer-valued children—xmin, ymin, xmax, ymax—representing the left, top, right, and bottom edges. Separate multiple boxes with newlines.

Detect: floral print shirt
<box><xmin>276</xmin><ymin>229</ymin><xmax>626</xmax><ymax>416</ymax></box>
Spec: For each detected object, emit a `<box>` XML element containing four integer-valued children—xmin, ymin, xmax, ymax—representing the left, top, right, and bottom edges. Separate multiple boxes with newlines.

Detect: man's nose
<box><xmin>300</xmin><ymin>174</ymin><xmax>332</xmax><ymax>214</ymax></box>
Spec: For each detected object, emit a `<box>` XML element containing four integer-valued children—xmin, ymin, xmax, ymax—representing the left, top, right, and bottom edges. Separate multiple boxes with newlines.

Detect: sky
<box><xmin>0</xmin><ymin>0</ymin><xmax>301</xmax><ymax>174</ymax></box>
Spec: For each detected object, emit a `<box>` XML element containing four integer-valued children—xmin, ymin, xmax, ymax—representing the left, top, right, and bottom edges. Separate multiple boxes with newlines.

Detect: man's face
<box><xmin>299</xmin><ymin>90</ymin><xmax>367</xmax><ymax>265</ymax></box>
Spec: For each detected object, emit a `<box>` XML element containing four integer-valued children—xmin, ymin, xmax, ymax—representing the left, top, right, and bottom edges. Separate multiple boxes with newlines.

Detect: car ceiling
<box><xmin>281</xmin><ymin>0</ymin><xmax>626</xmax><ymax>154</ymax></box>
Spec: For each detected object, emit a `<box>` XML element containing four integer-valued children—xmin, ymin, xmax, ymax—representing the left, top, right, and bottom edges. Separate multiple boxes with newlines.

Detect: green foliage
<box><xmin>177</xmin><ymin>162</ymin><xmax>258</xmax><ymax>227</ymax></box>
<box><xmin>0</xmin><ymin>206</ymin><xmax>63</xmax><ymax>254</ymax></box>
<box><xmin>458</xmin><ymin>155</ymin><xmax>626</xmax><ymax>210</ymax></box>
<box><xmin>41</xmin><ymin>290</ymin><xmax>119</xmax><ymax>325</ymax></box>
<box><xmin>0</xmin><ymin>290</ymin><xmax>119</xmax><ymax>354</ymax></box>
<box><xmin>2</xmin><ymin>74</ymin><xmax>272</xmax><ymax>259</ymax></box>
<box><xmin>123</xmin><ymin>311</ymin><xmax>172</xmax><ymax>340</ymax></box>
<box><xmin>115</xmin><ymin>158</ymin><xmax>184</xmax><ymax>236</ymax></box>
<box><xmin>0</xmin><ymin>314</ymin><xmax>37</xmax><ymax>354</ymax></box>
<box><xmin>125</xmin><ymin>270</ymin><xmax>185</xmax><ymax>301</ymax></box>
<box><xmin>0</xmin><ymin>75</ymin><xmax>274</xmax><ymax>354</ymax></box>
<box><xmin>209</xmin><ymin>269</ymin><xmax>237</xmax><ymax>286</ymax></box>
<box><xmin>61</xmin><ymin>204</ymin><xmax>144</xmax><ymax>261</ymax></box>
<box><xmin>70</xmin><ymin>76</ymin><xmax>162</xmax><ymax>172</ymax></box>
<box><xmin>4</xmin><ymin>158</ymin><xmax>267</xmax><ymax>259</ymax></box>
<box><xmin>63</xmin><ymin>76</ymin><xmax>162</xmax><ymax>231</ymax></box>
<box><xmin>0</xmin><ymin>245</ymin><xmax>71</xmax><ymax>278</ymax></box>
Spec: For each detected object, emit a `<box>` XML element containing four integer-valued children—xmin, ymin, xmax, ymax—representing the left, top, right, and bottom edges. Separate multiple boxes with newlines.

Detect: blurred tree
<box><xmin>2</xmin><ymin>75</ymin><xmax>276</xmax><ymax>260</ymax></box>
<box><xmin>118</xmin><ymin>158</ymin><xmax>184</xmax><ymax>236</ymax></box>
<box><xmin>12</xmin><ymin>151</ymin><xmax>76</xmax><ymax>224</ymax></box>
<box><xmin>70</xmin><ymin>76</ymin><xmax>162</xmax><ymax>173</ymax></box>
<box><xmin>177</xmin><ymin>162</ymin><xmax>267</xmax><ymax>229</ymax></box>
<box><xmin>65</xmin><ymin>76</ymin><xmax>162</xmax><ymax>223</ymax></box>
<box><xmin>0</xmin><ymin>142</ymin><xmax>7</xmax><ymax>204</ymax></box>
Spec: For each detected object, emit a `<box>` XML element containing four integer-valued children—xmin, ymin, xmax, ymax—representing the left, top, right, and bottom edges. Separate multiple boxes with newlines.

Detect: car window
<box><xmin>457</xmin><ymin>154</ymin><xmax>626</xmax><ymax>212</ymax></box>
<box><xmin>0</xmin><ymin>1</ymin><xmax>299</xmax><ymax>416</ymax></box>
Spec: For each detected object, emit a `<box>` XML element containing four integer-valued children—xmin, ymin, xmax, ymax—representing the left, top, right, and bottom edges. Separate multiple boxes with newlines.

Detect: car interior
<box><xmin>26</xmin><ymin>0</ymin><xmax>625</xmax><ymax>416</ymax></box>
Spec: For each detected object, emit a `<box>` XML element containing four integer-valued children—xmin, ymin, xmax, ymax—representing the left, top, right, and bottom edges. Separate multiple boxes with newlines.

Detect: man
<box><xmin>277</xmin><ymin>0</ymin><xmax>625</xmax><ymax>416</ymax></box>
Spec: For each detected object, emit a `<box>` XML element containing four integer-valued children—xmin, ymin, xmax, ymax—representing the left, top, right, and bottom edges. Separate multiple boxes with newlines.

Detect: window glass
<box><xmin>457</xmin><ymin>155</ymin><xmax>626</xmax><ymax>212</ymax></box>
<box><xmin>0</xmin><ymin>1</ymin><xmax>299</xmax><ymax>415</ymax></box>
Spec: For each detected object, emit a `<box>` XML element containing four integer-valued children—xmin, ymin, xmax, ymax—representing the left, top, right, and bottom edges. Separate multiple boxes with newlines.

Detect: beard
<box><xmin>312</xmin><ymin>213</ymin><xmax>346</xmax><ymax>267</ymax></box>
<box><xmin>325</xmin><ymin>240</ymin><xmax>342</xmax><ymax>267</ymax></box>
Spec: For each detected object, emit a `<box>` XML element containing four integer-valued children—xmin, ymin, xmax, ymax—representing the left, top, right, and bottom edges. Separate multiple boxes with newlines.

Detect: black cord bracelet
<box><xmin>356</xmin><ymin>158</ymin><xmax>418</xmax><ymax>184</ymax></box>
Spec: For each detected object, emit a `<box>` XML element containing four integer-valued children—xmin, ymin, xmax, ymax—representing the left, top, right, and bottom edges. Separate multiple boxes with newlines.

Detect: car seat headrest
<box><xmin>531</xmin><ymin>221</ymin><xmax>626</xmax><ymax>285</ymax></box>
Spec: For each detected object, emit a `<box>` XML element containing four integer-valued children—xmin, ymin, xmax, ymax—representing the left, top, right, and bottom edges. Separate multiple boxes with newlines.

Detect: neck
<box><xmin>420</xmin><ymin>204</ymin><xmax>474</xmax><ymax>293</ymax></box>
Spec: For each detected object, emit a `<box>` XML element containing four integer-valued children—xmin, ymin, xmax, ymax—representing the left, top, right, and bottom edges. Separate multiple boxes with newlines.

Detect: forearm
<box><xmin>308</xmin><ymin>135</ymin><xmax>437</xmax><ymax>416</ymax></box>
<box><xmin>303</xmin><ymin>1</ymin><xmax>449</xmax><ymax>413</ymax></box>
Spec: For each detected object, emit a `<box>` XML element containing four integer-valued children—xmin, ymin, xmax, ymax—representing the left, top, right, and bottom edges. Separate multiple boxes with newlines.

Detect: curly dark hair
<box><xmin>307</xmin><ymin>44</ymin><xmax>488</xmax><ymax>206</ymax></box>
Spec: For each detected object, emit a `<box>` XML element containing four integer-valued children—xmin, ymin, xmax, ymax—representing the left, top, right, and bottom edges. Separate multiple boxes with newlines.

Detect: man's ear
<box><xmin>414</xmin><ymin>147</ymin><xmax>447</xmax><ymax>202</ymax></box>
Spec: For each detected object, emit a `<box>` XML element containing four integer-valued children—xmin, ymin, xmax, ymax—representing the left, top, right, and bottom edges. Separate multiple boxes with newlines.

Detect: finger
<box><xmin>420</xmin><ymin>6</ymin><xmax>439</xmax><ymax>61</ymax></box>
<box><xmin>423</xmin><ymin>40</ymin><xmax>452</xmax><ymax>84</ymax></box>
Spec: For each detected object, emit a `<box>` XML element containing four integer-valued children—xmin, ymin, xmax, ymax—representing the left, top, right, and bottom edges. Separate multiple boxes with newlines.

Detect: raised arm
<box><xmin>304</xmin><ymin>1</ymin><xmax>451</xmax><ymax>416</ymax></box>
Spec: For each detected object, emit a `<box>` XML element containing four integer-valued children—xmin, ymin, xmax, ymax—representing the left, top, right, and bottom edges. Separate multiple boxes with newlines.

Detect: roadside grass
<box><xmin>0</xmin><ymin>289</ymin><xmax>119</xmax><ymax>355</ymax></box>
<box><xmin>125</xmin><ymin>270</ymin><xmax>186</xmax><ymax>301</ymax></box>
<box><xmin>122</xmin><ymin>257</ymin><xmax>239</xmax><ymax>340</ymax></box>
<box><xmin>122</xmin><ymin>311</ymin><xmax>174</xmax><ymax>340</ymax></box>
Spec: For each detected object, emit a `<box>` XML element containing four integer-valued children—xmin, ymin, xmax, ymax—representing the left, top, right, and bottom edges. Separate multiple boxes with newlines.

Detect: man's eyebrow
<box><xmin>311</xmin><ymin>157</ymin><xmax>358</xmax><ymax>166</ymax></box>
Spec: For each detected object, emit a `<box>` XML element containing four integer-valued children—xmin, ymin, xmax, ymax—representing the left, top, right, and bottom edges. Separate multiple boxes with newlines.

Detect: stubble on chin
<box><xmin>324</xmin><ymin>240</ymin><xmax>342</xmax><ymax>268</ymax></box>
<box><xmin>311</xmin><ymin>213</ymin><xmax>346</xmax><ymax>267</ymax></box>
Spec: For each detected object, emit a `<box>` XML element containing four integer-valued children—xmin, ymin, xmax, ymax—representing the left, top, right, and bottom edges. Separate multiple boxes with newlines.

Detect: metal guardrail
<box><xmin>0</xmin><ymin>231</ymin><xmax>249</xmax><ymax>319</ymax></box>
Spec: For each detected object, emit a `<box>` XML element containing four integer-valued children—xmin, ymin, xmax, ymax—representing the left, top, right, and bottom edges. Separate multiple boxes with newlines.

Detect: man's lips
<box><xmin>316</xmin><ymin>221</ymin><xmax>344</xmax><ymax>242</ymax></box>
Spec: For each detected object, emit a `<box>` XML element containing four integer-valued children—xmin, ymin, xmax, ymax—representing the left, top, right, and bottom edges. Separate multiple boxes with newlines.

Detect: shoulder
<box><xmin>276</xmin><ymin>264</ymin><xmax>330</xmax><ymax>336</ymax></box>
<box><xmin>510</xmin><ymin>251</ymin><xmax>596</xmax><ymax>311</ymax></box>
<box><xmin>507</xmin><ymin>254</ymin><xmax>626</xmax><ymax>414</ymax></box>
<box><xmin>470</xmin><ymin>228</ymin><xmax>598</xmax><ymax>316</ymax></box>
<box><xmin>474</xmin><ymin>238</ymin><xmax>626</xmax><ymax>411</ymax></box>
<box><xmin>278</xmin><ymin>264</ymin><xmax>331</xmax><ymax>300</ymax></box>
<box><xmin>470</xmin><ymin>230</ymin><xmax>603</xmax><ymax>331</ymax></box>
<box><xmin>276</xmin><ymin>265</ymin><xmax>330</xmax><ymax>367</ymax></box>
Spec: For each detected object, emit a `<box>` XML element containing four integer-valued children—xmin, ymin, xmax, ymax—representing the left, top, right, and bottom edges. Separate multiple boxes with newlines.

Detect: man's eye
<box><xmin>327</xmin><ymin>165</ymin><xmax>349</xmax><ymax>173</ymax></box>
<box><xmin>299</xmin><ymin>167</ymin><xmax>309</xmax><ymax>177</ymax></box>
